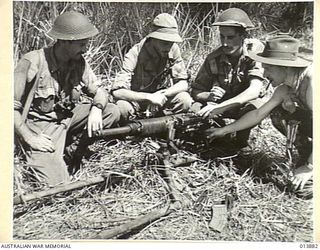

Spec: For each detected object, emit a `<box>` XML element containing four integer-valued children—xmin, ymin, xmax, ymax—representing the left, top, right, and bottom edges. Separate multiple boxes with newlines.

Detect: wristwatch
<box><xmin>208</xmin><ymin>92</ymin><xmax>218</xmax><ymax>102</ymax></box>
<box><xmin>91</xmin><ymin>103</ymin><xmax>104</xmax><ymax>110</ymax></box>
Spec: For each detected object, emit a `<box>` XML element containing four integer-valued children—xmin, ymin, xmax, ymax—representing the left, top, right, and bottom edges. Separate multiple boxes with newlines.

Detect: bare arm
<box><xmin>191</xmin><ymin>89</ymin><xmax>211</xmax><ymax>102</ymax></box>
<box><xmin>289</xmin><ymin>75</ymin><xmax>313</xmax><ymax>190</ymax></box>
<box><xmin>217</xmin><ymin>79</ymin><xmax>262</xmax><ymax>109</ymax></box>
<box><xmin>92</xmin><ymin>87</ymin><xmax>109</xmax><ymax>107</ymax></box>
<box><xmin>113</xmin><ymin>88</ymin><xmax>167</xmax><ymax>107</ymax></box>
<box><xmin>198</xmin><ymin>78</ymin><xmax>263</xmax><ymax>118</ymax></box>
<box><xmin>207</xmin><ymin>85</ymin><xmax>289</xmax><ymax>139</ymax></box>
<box><xmin>87</xmin><ymin>87</ymin><xmax>110</xmax><ymax>137</ymax></box>
<box><xmin>113</xmin><ymin>88</ymin><xmax>152</xmax><ymax>102</ymax></box>
<box><xmin>158</xmin><ymin>80</ymin><xmax>188</xmax><ymax>97</ymax></box>
<box><xmin>14</xmin><ymin>59</ymin><xmax>35</xmax><ymax>142</ymax></box>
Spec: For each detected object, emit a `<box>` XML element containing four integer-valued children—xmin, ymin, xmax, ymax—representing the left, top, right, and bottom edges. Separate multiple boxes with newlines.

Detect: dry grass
<box><xmin>13</xmin><ymin>119</ymin><xmax>313</xmax><ymax>241</ymax></box>
<box><xmin>12</xmin><ymin>1</ymin><xmax>314</xmax><ymax>242</ymax></box>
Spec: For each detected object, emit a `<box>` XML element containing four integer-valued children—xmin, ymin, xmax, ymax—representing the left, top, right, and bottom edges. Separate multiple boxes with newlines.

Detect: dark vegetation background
<box><xmin>13</xmin><ymin>1</ymin><xmax>314</xmax><ymax>241</ymax></box>
<box><xmin>13</xmin><ymin>2</ymin><xmax>313</xmax><ymax>81</ymax></box>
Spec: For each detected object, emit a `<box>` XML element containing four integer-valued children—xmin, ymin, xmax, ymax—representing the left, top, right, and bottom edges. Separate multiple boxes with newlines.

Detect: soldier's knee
<box><xmin>174</xmin><ymin>92</ymin><xmax>193</xmax><ymax>110</ymax></box>
<box><xmin>116</xmin><ymin>100</ymin><xmax>135</xmax><ymax>120</ymax></box>
<box><xmin>190</xmin><ymin>102</ymin><xmax>203</xmax><ymax>113</ymax></box>
<box><xmin>103</xmin><ymin>103</ymin><xmax>121</xmax><ymax>125</ymax></box>
<box><xmin>26</xmin><ymin>152</ymin><xmax>70</xmax><ymax>186</ymax></box>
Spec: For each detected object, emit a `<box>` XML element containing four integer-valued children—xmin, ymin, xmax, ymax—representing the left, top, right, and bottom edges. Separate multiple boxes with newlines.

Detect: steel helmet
<box><xmin>47</xmin><ymin>11</ymin><xmax>98</xmax><ymax>40</ymax></box>
<box><xmin>213</xmin><ymin>8</ymin><xmax>254</xmax><ymax>29</ymax></box>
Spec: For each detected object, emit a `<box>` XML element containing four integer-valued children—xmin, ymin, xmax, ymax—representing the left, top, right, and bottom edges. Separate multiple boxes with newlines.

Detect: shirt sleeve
<box><xmin>169</xmin><ymin>43</ymin><xmax>188</xmax><ymax>82</ymax></box>
<box><xmin>81</xmin><ymin>60</ymin><xmax>109</xmax><ymax>106</ymax></box>
<box><xmin>243</xmin><ymin>39</ymin><xmax>265</xmax><ymax>80</ymax></box>
<box><xmin>14</xmin><ymin>59</ymin><xmax>30</xmax><ymax>111</ymax></box>
<box><xmin>82</xmin><ymin>59</ymin><xmax>101</xmax><ymax>96</ymax></box>
<box><xmin>112</xmin><ymin>42</ymin><xmax>141</xmax><ymax>91</ymax></box>
<box><xmin>14</xmin><ymin>50</ymin><xmax>41</xmax><ymax>112</ymax></box>
<box><xmin>191</xmin><ymin>55</ymin><xmax>216</xmax><ymax>92</ymax></box>
<box><xmin>247</xmin><ymin>60</ymin><xmax>264</xmax><ymax>80</ymax></box>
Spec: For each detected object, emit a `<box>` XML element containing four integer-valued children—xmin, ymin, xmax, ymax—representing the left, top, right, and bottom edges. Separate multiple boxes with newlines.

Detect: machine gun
<box><xmin>99</xmin><ymin>113</ymin><xmax>224</xmax><ymax>150</ymax></box>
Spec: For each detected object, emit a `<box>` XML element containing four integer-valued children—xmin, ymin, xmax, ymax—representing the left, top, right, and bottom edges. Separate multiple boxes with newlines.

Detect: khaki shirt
<box><xmin>112</xmin><ymin>38</ymin><xmax>188</xmax><ymax>93</ymax></box>
<box><xmin>191</xmin><ymin>40</ymin><xmax>265</xmax><ymax>103</ymax></box>
<box><xmin>14</xmin><ymin>46</ymin><xmax>102</xmax><ymax>119</ymax></box>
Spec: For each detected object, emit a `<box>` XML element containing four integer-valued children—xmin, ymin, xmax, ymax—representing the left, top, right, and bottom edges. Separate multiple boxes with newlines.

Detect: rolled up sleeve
<box><xmin>248</xmin><ymin>60</ymin><xmax>264</xmax><ymax>80</ymax></box>
<box><xmin>244</xmin><ymin>38</ymin><xmax>265</xmax><ymax>80</ymax></box>
<box><xmin>112</xmin><ymin>43</ymin><xmax>141</xmax><ymax>91</ymax></box>
<box><xmin>82</xmin><ymin>60</ymin><xmax>101</xmax><ymax>96</ymax></box>
<box><xmin>81</xmin><ymin>60</ymin><xmax>109</xmax><ymax>106</ymax></box>
<box><xmin>14</xmin><ymin>58</ymin><xmax>32</xmax><ymax>112</ymax></box>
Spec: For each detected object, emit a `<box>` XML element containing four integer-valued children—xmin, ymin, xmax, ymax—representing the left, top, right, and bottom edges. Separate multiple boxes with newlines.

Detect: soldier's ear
<box><xmin>237</xmin><ymin>27</ymin><xmax>247</xmax><ymax>39</ymax></box>
<box><xmin>240</xmin><ymin>31</ymin><xmax>247</xmax><ymax>40</ymax></box>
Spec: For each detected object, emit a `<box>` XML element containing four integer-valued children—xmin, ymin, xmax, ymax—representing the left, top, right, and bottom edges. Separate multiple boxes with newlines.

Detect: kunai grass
<box><xmin>13</xmin><ymin>1</ymin><xmax>314</xmax><ymax>242</ymax></box>
<box><xmin>13</xmin><ymin>118</ymin><xmax>313</xmax><ymax>241</ymax></box>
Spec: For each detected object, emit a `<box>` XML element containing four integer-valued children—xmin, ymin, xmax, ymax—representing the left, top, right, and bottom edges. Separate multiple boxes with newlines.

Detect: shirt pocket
<box><xmin>35</xmin><ymin>72</ymin><xmax>58</xmax><ymax>99</ymax></box>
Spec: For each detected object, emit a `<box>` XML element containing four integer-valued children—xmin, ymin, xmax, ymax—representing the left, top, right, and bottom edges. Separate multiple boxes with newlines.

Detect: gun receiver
<box><xmin>99</xmin><ymin>113</ymin><xmax>221</xmax><ymax>139</ymax></box>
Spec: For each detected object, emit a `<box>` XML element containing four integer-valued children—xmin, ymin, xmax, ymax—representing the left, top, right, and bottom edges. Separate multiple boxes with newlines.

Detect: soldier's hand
<box><xmin>26</xmin><ymin>133</ymin><xmax>55</xmax><ymax>152</ymax></box>
<box><xmin>88</xmin><ymin>106</ymin><xmax>103</xmax><ymax>138</ymax></box>
<box><xmin>205</xmin><ymin>127</ymin><xmax>227</xmax><ymax>142</ymax></box>
<box><xmin>209</xmin><ymin>86</ymin><xmax>225</xmax><ymax>102</ymax></box>
<box><xmin>170</xmin><ymin>94</ymin><xmax>193</xmax><ymax>113</ymax></box>
<box><xmin>148</xmin><ymin>92</ymin><xmax>167</xmax><ymax>107</ymax></box>
<box><xmin>290</xmin><ymin>163</ymin><xmax>313</xmax><ymax>190</ymax></box>
<box><xmin>197</xmin><ymin>103</ymin><xmax>217</xmax><ymax>119</ymax></box>
<box><xmin>170</xmin><ymin>94</ymin><xmax>183</xmax><ymax>113</ymax></box>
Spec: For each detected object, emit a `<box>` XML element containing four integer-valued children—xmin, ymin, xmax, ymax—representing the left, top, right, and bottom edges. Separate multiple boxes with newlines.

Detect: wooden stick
<box><xmin>14</xmin><ymin>153</ymin><xmax>192</xmax><ymax>206</ymax></box>
<box><xmin>14</xmin><ymin>176</ymin><xmax>107</xmax><ymax>205</ymax></box>
<box><xmin>94</xmin><ymin>204</ymin><xmax>172</xmax><ymax>239</ymax></box>
<box><xmin>94</xmin><ymin>149</ymin><xmax>189</xmax><ymax>239</ymax></box>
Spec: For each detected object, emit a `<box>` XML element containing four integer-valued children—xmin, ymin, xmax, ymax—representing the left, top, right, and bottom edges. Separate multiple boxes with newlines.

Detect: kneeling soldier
<box><xmin>14</xmin><ymin>11</ymin><xmax>120</xmax><ymax>186</ymax></box>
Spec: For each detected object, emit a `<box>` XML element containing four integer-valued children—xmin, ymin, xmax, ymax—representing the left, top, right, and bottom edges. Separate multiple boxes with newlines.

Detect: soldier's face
<box><xmin>219</xmin><ymin>26</ymin><xmax>244</xmax><ymax>55</ymax></box>
<box><xmin>64</xmin><ymin>39</ymin><xmax>89</xmax><ymax>60</ymax></box>
<box><xmin>262</xmin><ymin>64</ymin><xmax>287</xmax><ymax>87</ymax></box>
<box><xmin>151</xmin><ymin>38</ymin><xmax>174</xmax><ymax>58</ymax></box>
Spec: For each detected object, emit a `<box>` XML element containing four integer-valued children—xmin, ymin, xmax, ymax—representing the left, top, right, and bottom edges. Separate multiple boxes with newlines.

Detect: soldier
<box><xmin>191</xmin><ymin>8</ymin><xmax>266</xmax><ymax>149</ymax></box>
<box><xmin>112</xmin><ymin>13</ymin><xmax>193</xmax><ymax>121</ymax></box>
<box><xmin>14</xmin><ymin>11</ymin><xmax>120</xmax><ymax>186</ymax></box>
<box><xmin>206</xmin><ymin>35</ymin><xmax>313</xmax><ymax>198</ymax></box>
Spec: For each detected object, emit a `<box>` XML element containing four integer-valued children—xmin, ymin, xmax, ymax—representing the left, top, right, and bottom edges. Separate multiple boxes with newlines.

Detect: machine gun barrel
<box><xmin>99</xmin><ymin>113</ymin><xmax>212</xmax><ymax>138</ymax></box>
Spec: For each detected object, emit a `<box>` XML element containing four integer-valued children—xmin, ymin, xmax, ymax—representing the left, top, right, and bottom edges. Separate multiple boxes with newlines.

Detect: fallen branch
<box><xmin>14</xmin><ymin>152</ymin><xmax>197</xmax><ymax>206</ymax></box>
<box><xmin>94</xmin><ymin>203</ymin><xmax>175</xmax><ymax>239</ymax></box>
<box><xmin>14</xmin><ymin>175</ymin><xmax>108</xmax><ymax>205</ymax></box>
<box><xmin>94</xmin><ymin>146</ymin><xmax>194</xmax><ymax>239</ymax></box>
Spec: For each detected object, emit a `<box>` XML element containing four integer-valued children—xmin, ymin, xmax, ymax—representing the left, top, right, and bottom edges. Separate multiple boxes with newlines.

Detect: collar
<box><xmin>143</xmin><ymin>38</ymin><xmax>169</xmax><ymax>61</ymax></box>
<box><xmin>220</xmin><ymin>45</ymin><xmax>247</xmax><ymax>67</ymax></box>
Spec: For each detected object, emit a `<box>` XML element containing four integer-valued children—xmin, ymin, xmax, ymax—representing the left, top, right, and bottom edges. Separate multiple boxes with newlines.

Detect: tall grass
<box><xmin>13</xmin><ymin>2</ymin><xmax>314</xmax><ymax>241</ymax></box>
<box><xmin>13</xmin><ymin>2</ymin><xmax>313</xmax><ymax>86</ymax></box>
